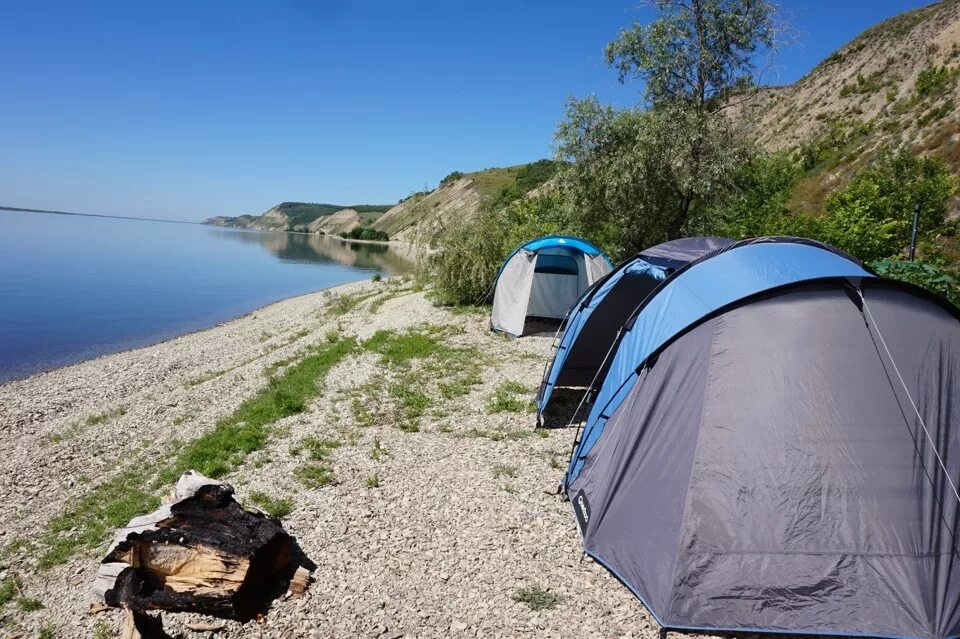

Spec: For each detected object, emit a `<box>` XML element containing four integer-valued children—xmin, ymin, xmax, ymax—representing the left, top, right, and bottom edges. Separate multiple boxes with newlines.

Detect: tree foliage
<box><xmin>427</xmin><ymin>193</ymin><xmax>574</xmax><ymax>306</ymax></box>
<box><xmin>556</xmin><ymin>97</ymin><xmax>749</xmax><ymax>259</ymax></box>
<box><xmin>604</xmin><ymin>0</ymin><xmax>776</xmax><ymax>109</ymax></box>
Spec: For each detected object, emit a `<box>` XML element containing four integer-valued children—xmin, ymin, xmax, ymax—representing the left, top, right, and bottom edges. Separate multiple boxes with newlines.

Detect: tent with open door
<box><xmin>565</xmin><ymin>237</ymin><xmax>960</xmax><ymax>639</ymax></box>
<box><xmin>491</xmin><ymin>236</ymin><xmax>612</xmax><ymax>337</ymax></box>
<box><xmin>536</xmin><ymin>236</ymin><xmax>732</xmax><ymax>420</ymax></box>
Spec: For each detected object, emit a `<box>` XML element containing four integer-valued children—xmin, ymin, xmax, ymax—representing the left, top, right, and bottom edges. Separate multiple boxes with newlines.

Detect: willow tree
<box><xmin>558</xmin><ymin>0</ymin><xmax>778</xmax><ymax>257</ymax></box>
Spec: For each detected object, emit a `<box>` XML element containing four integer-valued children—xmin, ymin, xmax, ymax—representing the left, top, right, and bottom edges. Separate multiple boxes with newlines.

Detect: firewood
<box><xmin>120</xmin><ymin>605</ymin><xmax>171</xmax><ymax>639</ymax></box>
<box><xmin>95</xmin><ymin>471</ymin><xmax>308</xmax><ymax>621</ymax></box>
<box><xmin>287</xmin><ymin>565</ymin><xmax>311</xmax><ymax>596</ymax></box>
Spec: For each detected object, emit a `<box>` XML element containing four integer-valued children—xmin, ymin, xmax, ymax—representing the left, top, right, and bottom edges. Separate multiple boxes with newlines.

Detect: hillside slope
<box><xmin>375</xmin><ymin>161</ymin><xmax>560</xmax><ymax>244</ymax></box>
<box><xmin>205</xmin><ymin>202</ymin><xmax>392</xmax><ymax>232</ymax></box>
<box><xmin>729</xmin><ymin>0</ymin><xmax>960</xmax><ymax>213</ymax></box>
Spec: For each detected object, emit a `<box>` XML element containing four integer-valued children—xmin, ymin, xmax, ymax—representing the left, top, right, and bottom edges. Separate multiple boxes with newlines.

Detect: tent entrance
<box><xmin>527</xmin><ymin>251</ymin><xmax>587</xmax><ymax>320</ymax></box>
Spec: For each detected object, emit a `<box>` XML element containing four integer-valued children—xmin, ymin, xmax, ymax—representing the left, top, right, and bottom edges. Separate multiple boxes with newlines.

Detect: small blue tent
<box><xmin>537</xmin><ymin>237</ymin><xmax>732</xmax><ymax>419</ymax></box>
<box><xmin>491</xmin><ymin>236</ymin><xmax>612</xmax><ymax>337</ymax></box>
<box><xmin>565</xmin><ymin>236</ymin><xmax>960</xmax><ymax>639</ymax></box>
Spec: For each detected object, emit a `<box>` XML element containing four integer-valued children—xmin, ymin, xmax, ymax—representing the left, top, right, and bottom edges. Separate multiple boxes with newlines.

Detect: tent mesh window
<box><xmin>534</xmin><ymin>254</ymin><xmax>578</xmax><ymax>275</ymax></box>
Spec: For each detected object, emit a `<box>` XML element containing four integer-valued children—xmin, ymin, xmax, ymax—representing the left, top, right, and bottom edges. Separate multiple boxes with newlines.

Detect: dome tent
<box><xmin>491</xmin><ymin>236</ymin><xmax>612</xmax><ymax>337</ymax></box>
<box><xmin>566</xmin><ymin>237</ymin><xmax>960</xmax><ymax>639</ymax></box>
<box><xmin>536</xmin><ymin>236</ymin><xmax>732</xmax><ymax>420</ymax></box>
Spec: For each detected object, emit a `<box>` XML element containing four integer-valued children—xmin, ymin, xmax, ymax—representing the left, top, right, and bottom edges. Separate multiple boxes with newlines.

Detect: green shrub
<box><xmin>340</xmin><ymin>226</ymin><xmax>390</xmax><ymax>242</ymax></box>
<box><xmin>439</xmin><ymin>170</ymin><xmax>464</xmax><ymax>186</ymax></box>
<box><xmin>874</xmin><ymin>261</ymin><xmax>959</xmax><ymax>307</ymax></box>
<box><xmin>915</xmin><ymin>65</ymin><xmax>957</xmax><ymax>98</ymax></box>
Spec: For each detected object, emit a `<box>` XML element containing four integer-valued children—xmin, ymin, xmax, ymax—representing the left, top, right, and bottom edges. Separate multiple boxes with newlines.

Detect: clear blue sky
<box><xmin>0</xmin><ymin>0</ymin><xmax>934</xmax><ymax>221</ymax></box>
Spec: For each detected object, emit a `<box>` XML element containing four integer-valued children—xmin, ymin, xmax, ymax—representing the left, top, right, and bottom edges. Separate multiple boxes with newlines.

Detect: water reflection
<box><xmin>207</xmin><ymin>228</ymin><xmax>418</xmax><ymax>276</ymax></box>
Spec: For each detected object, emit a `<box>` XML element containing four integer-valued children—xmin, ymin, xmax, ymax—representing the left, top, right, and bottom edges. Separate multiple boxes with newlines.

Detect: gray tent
<box><xmin>567</xmin><ymin>238</ymin><xmax>960</xmax><ymax>639</ymax></box>
<box><xmin>491</xmin><ymin>236</ymin><xmax>612</xmax><ymax>337</ymax></box>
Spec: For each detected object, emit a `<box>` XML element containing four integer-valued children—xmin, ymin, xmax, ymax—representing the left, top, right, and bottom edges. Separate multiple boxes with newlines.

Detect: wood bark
<box><xmin>95</xmin><ymin>471</ymin><xmax>306</xmax><ymax>622</ymax></box>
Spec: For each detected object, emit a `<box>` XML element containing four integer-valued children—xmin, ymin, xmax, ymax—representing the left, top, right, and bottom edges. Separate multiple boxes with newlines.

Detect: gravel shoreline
<box><xmin>0</xmin><ymin>278</ymin><xmax>682</xmax><ymax>638</ymax></box>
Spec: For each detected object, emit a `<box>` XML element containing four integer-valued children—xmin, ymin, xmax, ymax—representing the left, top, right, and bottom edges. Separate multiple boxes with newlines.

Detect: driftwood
<box><xmin>120</xmin><ymin>605</ymin><xmax>172</xmax><ymax>639</ymax></box>
<box><xmin>94</xmin><ymin>471</ymin><xmax>309</xmax><ymax>622</ymax></box>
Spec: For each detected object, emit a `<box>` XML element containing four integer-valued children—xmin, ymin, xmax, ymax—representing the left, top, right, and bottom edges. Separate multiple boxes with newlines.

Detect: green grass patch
<box><xmin>294</xmin><ymin>463</ymin><xmax>335</xmax><ymax>488</ymax></box>
<box><xmin>38</xmin><ymin>471</ymin><xmax>160</xmax><ymax>569</ymax></box>
<box><xmin>39</xmin><ymin>338</ymin><xmax>357</xmax><ymax>569</ymax></box>
<box><xmin>93</xmin><ymin>620</ymin><xmax>114</xmax><ymax>639</ymax></box>
<box><xmin>326</xmin><ymin>291</ymin><xmax>379</xmax><ymax>317</ymax></box>
<box><xmin>49</xmin><ymin>406</ymin><xmax>128</xmax><ymax>443</ymax></box>
<box><xmin>17</xmin><ymin>597</ymin><xmax>44</xmax><ymax>612</ymax></box>
<box><xmin>362</xmin><ymin>328</ymin><xmax>445</xmax><ymax>366</ymax></box>
<box><xmin>247</xmin><ymin>491</ymin><xmax>294</xmax><ymax>518</ymax></box>
<box><xmin>447</xmin><ymin>304</ymin><xmax>489</xmax><ymax>316</ymax></box>
<box><xmin>39</xmin><ymin>623</ymin><xmax>55</xmax><ymax>639</ymax></box>
<box><xmin>0</xmin><ymin>575</ymin><xmax>19</xmax><ymax>606</ymax></box>
<box><xmin>486</xmin><ymin>380</ymin><xmax>535</xmax><ymax>414</ymax></box>
<box><xmin>391</xmin><ymin>383</ymin><xmax>430</xmax><ymax>420</ymax></box>
<box><xmin>289</xmin><ymin>436</ymin><xmax>341</xmax><ymax>460</ymax></box>
<box><xmin>161</xmin><ymin>338</ymin><xmax>356</xmax><ymax>482</ymax></box>
<box><xmin>511</xmin><ymin>585</ymin><xmax>563</xmax><ymax>611</ymax></box>
<box><xmin>365</xmin><ymin>473</ymin><xmax>381</xmax><ymax>488</ymax></box>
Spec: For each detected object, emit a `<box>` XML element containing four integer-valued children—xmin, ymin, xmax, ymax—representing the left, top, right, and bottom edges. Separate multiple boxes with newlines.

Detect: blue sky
<box><xmin>0</xmin><ymin>0</ymin><xmax>934</xmax><ymax>221</ymax></box>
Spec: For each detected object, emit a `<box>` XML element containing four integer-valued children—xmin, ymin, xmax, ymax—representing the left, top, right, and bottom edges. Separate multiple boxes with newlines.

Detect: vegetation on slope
<box><xmin>427</xmin><ymin>0</ymin><xmax>960</xmax><ymax>308</ymax></box>
<box><xmin>206</xmin><ymin>202</ymin><xmax>393</xmax><ymax>230</ymax></box>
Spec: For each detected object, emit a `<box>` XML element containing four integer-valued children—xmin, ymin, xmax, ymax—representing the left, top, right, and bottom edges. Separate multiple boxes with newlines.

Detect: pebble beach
<box><xmin>0</xmin><ymin>278</ymin><xmax>683</xmax><ymax>638</ymax></box>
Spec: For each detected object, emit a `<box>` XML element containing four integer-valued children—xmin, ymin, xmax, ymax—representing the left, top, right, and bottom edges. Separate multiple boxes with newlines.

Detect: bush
<box><xmin>822</xmin><ymin>150</ymin><xmax>956</xmax><ymax>260</ymax></box>
<box><xmin>915</xmin><ymin>65</ymin><xmax>957</xmax><ymax>98</ymax></box>
<box><xmin>440</xmin><ymin>171</ymin><xmax>465</xmax><ymax>186</ymax></box>
<box><xmin>427</xmin><ymin>192</ymin><xmax>577</xmax><ymax>306</ymax></box>
<box><xmin>873</xmin><ymin>261</ymin><xmax>959</xmax><ymax>308</ymax></box>
<box><xmin>340</xmin><ymin>226</ymin><xmax>389</xmax><ymax>242</ymax></box>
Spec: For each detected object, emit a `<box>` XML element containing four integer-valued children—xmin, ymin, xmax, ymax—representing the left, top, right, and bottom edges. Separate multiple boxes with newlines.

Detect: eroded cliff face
<box><xmin>728</xmin><ymin>0</ymin><xmax>960</xmax><ymax>213</ymax></box>
<box><xmin>307</xmin><ymin>209</ymin><xmax>361</xmax><ymax>235</ymax></box>
<box><xmin>373</xmin><ymin>177</ymin><xmax>484</xmax><ymax>245</ymax></box>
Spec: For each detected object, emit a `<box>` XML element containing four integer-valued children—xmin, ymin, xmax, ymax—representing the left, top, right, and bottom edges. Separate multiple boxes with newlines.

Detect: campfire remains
<box><xmin>92</xmin><ymin>471</ymin><xmax>312</xmax><ymax>630</ymax></box>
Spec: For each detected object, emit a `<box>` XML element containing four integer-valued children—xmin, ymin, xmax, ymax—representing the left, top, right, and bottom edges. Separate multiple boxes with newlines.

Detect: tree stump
<box><xmin>95</xmin><ymin>471</ymin><xmax>306</xmax><ymax>622</ymax></box>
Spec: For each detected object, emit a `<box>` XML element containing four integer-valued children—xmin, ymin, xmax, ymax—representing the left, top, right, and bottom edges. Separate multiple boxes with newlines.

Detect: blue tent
<box><xmin>491</xmin><ymin>235</ymin><xmax>612</xmax><ymax>337</ymax></box>
<box><xmin>537</xmin><ymin>237</ymin><xmax>732</xmax><ymax>420</ymax></box>
<box><xmin>565</xmin><ymin>236</ymin><xmax>960</xmax><ymax>639</ymax></box>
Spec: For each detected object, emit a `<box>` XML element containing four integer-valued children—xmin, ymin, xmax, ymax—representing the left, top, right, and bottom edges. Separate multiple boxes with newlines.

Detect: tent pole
<box><xmin>909</xmin><ymin>203</ymin><xmax>920</xmax><ymax>262</ymax></box>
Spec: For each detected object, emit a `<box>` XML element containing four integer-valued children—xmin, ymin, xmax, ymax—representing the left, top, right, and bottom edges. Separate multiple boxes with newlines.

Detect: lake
<box><xmin>0</xmin><ymin>210</ymin><xmax>416</xmax><ymax>383</ymax></box>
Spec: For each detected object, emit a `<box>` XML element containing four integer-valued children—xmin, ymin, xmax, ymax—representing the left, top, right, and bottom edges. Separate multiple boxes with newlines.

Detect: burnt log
<box><xmin>97</xmin><ymin>472</ymin><xmax>305</xmax><ymax>621</ymax></box>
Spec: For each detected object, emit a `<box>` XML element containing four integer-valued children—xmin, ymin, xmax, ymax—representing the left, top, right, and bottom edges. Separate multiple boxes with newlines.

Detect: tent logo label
<box><xmin>574</xmin><ymin>490</ymin><xmax>591</xmax><ymax>535</ymax></box>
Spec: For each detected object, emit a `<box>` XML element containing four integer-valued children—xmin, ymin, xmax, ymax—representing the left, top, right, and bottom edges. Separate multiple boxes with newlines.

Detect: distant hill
<box><xmin>728</xmin><ymin>0</ymin><xmax>960</xmax><ymax>216</ymax></box>
<box><xmin>205</xmin><ymin>202</ymin><xmax>393</xmax><ymax>232</ymax></box>
<box><xmin>205</xmin><ymin>160</ymin><xmax>560</xmax><ymax>244</ymax></box>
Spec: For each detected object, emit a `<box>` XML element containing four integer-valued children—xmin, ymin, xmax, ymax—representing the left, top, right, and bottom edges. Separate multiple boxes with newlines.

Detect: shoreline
<box><xmin>0</xmin><ymin>276</ymin><xmax>389</xmax><ymax>388</ymax></box>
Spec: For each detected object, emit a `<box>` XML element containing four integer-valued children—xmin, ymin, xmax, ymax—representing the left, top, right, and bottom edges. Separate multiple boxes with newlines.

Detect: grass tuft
<box><xmin>38</xmin><ymin>471</ymin><xmax>160</xmax><ymax>569</ymax></box>
<box><xmin>370</xmin><ymin>438</ymin><xmax>391</xmax><ymax>461</ymax></box>
<box><xmin>17</xmin><ymin>597</ymin><xmax>44</xmax><ymax>612</ymax></box>
<box><xmin>486</xmin><ymin>380</ymin><xmax>535</xmax><ymax>414</ymax></box>
<box><xmin>289</xmin><ymin>436</ymin><xmax>341</xmax><ymax>460</ymax></box>
<box><xmin>0</xmin><ymin>575</ymin><xmax>20</xmax><ymax>606</ymax></box>
<box><xmin>294</xmin><ymin>463</ymin><xmax>335</xmax><ymax>488</ymax></box>
<box><xmin>511</xmin><ymin>585</ymin><xmax>563</xmax><ymax>611</ymax></box>
<box><xmin>493</xmin><ymin>463</ymin><xmax>518</xmax><ymax>478</ymax></box>
<box><xmin>247</xmin><ymin>491</ymin><xmax>294</xmax><ymax>519</ymax></box>
<box><xmin>365</xmin><ymin>473</ymin><xmax>381</xmax><ymax>488</ymax></box>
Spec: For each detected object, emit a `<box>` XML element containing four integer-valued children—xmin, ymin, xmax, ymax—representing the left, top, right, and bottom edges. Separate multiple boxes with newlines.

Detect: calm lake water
<box><xmin>0</xmin><ymin>210</ymin><xmax>416</xmax><ymax>383</ymax></box>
